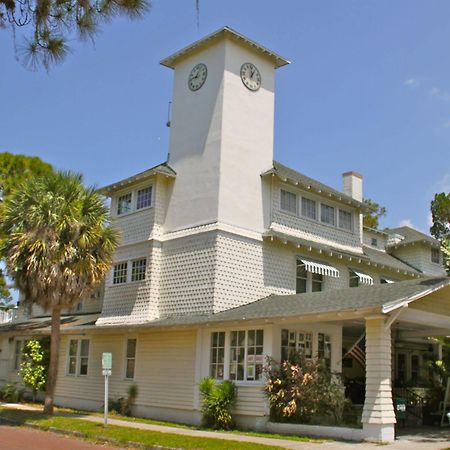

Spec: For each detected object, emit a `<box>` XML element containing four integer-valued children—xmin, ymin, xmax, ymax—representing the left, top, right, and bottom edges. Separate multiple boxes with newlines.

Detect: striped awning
<box><xmin>352</xmin><ymin>270</ymin><xmax>373</xmax><ymax>285</ymax></box>
<box><xmin>299</xmin><ymin>259</ymin><xmax>340</xmax><ymax>278</ymax></box>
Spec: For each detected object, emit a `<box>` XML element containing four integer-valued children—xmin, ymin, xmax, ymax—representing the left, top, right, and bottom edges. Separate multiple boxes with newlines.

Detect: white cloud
<box><xmin>427</xmin><ymin>211</ymin><xmax>433</xmax><ymax>228</ymax></box>
<box><xmin>399</xmin><ymin>219</ymin><xmax>414</xmax><ymax>228</ymax></box>
<box><xmin>429</xmin><ymin>86</ymin><xmax>450</xmax><ymax>102</ymax></box>
<box><xmin>433</xmin><ymin>173</ymin><xmax>450</xmax><ymax>193</ymax></box>
<box><xmin>404</xmin><ymin>78</ymin><xmax>419</xmax><ymax>87</ymax></box>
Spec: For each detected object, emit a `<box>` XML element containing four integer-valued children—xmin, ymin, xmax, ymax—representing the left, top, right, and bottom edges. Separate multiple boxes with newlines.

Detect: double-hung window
<box><xmin>125</xmin><ymin>338</ymin><xmax>137</xmax><ymax>379</ymax></box>
<box><xmin>137</xmin><ymin>187</ymin><xmax>152</xmax><ymax>210</ymax></box>
<box><xmin>280</xmin><ymin>189</ymin><xmax>297</xmax><ymax>214</ymax></box>
<box><xmin>320</xmin><ymin>204</ymin><xmax>335</xmax><ymax>226</ymax></box>
<box><xmin>117</xmin><ymin>193</ymin><xmax>132</xmax><ymax>215</ymax></box>
<box><xmin>131</xmin><ymin>259</ymin><xmax>146</xmax><ymax>282</ymax></box>
<box><xmin>338</xmin><ymin>209</ymin><xmax>352</xmax><ymax>231</ymax></box>
<box><xmin>296</xmin><ymin>259</ymin><xmax>325</xmax><ymax>293</ymax></box>
<box><xmin>113</xmin><ymin>262</ymin><xmax>128</xmax><ymax>284</ymax></box>
<box><xmin>431</xmin><ymin>248</ymin><xmax>440</xmax><ymax>264</ymax></box>
<box><xmin>68</xmin><ymin>339</ymin><xmax>90</xmax><ymax>376</ymax></box>
<box><xmin>210</xmin><ymin>332</ymin><xmax>225</xmax><ymax>380</ymax></box>
<box><xmin>301</xmin><ymin>197</ymin><xmax>316</xmax><ymax>220</ymax></box>
<box><xmin>210</xmin><ymin>329</ymin><xmax>264</xmax><ymax>382</ymax></box>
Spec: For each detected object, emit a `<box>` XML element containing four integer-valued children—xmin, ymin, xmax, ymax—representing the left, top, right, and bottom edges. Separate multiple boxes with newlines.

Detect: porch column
<box><xmin>362</xmin><ymin>315</ymin><xmax>396</xmax><ymax>443</ymax></box>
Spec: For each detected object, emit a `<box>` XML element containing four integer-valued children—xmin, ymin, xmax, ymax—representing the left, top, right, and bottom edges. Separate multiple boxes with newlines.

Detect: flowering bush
<box><xmin>264</xmin><ymin>353</ymin><xmax>348</xmax><ymax>425</ymax></box>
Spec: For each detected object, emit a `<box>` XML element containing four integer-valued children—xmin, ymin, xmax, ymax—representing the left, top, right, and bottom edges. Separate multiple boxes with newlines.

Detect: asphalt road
<box><xmin>0</xmin><ymin>425</ymin><xmax>121</xmax><ymax>450</ymax></box>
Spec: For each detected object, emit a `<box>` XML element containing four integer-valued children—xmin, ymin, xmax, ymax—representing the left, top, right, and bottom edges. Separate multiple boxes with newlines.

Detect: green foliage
<box><xmin>0</xmin><ymin>170</ymin><xmax>119</xmax><ymax>414</ymax></box>
<box><xmin>20</xmin><ymin>339</ymin><xmax>49</xmax><ymax>401</ymax></box>
<box><xmin>109</xmin><ymin>384</ymin><xmax>139</xmax><ymax>416</ymax></box>
<box><xmin>0</xmin><ymin>170</ymin><xmax>119</xmax><ymax>312</ymax></box>
<box><xmin>0</xmin><ymin>0</ymin><xmax>150</xmax><ymax>70</ymax></box>
<box><xmin>0</xmin><ymin>408</ymin><xmax>283</xmax><ymax>450</ymax></box>
<box><xmin>0</xmin><ymin>152</ymin><xmax>54</xmax><ymax>302</ymax></box>
<box><xmin>363</xmin><ymin>198</ymin><xmax>387</xmax><ymax>229</ymax></box>
<box><xmin>264</xmin><ymin>353</ymin><xmax>349</xmax><ymax>426</ymax></box>
<box><xmin>198</xmin><ymin>377</ymin><xmax>236</xmax><ymax>430</ymax></box>
<box><xmin>0</xmin><ymin>383</ymin><xmax>24</xmax><ymax>402</ymax></box>
<box><xmin>0</xmin><ymin>153</ymin><xmax>54</xmax><ymax>199</ymax></box>
<box><xmin>430</xmin><ymin>192</ymin><xmax>450</xmax><ymax>274</ymax></box>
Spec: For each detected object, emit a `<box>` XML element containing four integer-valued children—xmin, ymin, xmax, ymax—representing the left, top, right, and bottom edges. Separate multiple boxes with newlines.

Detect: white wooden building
<box><xmin>1</xmin><ymin>27</ymin><xmax>449</xmax><ymax>443</ymax></box>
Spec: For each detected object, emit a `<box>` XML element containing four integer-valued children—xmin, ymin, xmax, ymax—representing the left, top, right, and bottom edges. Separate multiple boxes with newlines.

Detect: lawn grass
<box><xmin>19</xmin><ymin>402</ymin><xmax>323</xmax><ymax>443</ymax></box>
<box><xmin>0</xmin><ymin>407</ymin><xmax>287</xmax><ymax>450</ymax></box>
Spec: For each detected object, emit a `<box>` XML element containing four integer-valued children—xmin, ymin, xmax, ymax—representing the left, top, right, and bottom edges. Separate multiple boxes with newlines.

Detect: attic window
<box><xmin>371</xmin><ymin>237</ymin><xmax>378</xmax><ymax>247</ymax></box>
<box><xmin>117</xmin><ymin>193</ymin><xmax>132</xmax><ymax>215</ymax></box>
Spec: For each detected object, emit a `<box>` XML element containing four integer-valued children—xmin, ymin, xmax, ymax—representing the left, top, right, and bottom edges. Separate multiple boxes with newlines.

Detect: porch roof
<box><xmin>3</xmin><ymin>278</ymin><xmax>449</xmax><ymax>334</ymax></box>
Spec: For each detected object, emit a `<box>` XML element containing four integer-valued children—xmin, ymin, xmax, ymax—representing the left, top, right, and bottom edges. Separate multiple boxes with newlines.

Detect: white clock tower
<box><xmin>161</xmin><ymin>27</ymin><xmax>289</xmax><ymax>234</ymax></box>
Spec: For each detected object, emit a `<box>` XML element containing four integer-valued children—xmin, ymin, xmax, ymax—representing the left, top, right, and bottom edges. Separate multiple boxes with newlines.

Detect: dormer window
<box><xmin>431</xmin><ymin>248</ymin><xmax>440</xmax><ymax>264</ymax></box>
<box><xmin>371</xmin><ymin>237</ymin><xmax>378</xmax><ymax>247</ymax></box>
<box><xmin>280</xmin><ymin>189</ymin><xmax>297</xmax><ymax>214</ymax></box>
<box><xmin>117</xmin><ymin>193</ymin><xmax>132</xmax><ymax>215</ymax></box>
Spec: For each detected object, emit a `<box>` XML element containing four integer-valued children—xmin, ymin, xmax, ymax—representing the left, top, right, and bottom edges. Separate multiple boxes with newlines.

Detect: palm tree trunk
<box><xmin>43</xmin><ymin>307</ymin><xmax>61</xmax><ymax>415</ymax></box>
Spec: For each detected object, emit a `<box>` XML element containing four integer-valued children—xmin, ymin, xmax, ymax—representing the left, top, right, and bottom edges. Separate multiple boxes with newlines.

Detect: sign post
<box><xmin>102</xmin><ymin>352</ymin><xmax>112</xmax><ymax>426</ymax></box>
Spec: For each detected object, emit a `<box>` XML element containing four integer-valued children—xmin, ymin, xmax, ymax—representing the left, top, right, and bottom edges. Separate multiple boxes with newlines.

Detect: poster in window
<box><xmin>247</xmin><ymin>365</ymin><xmax>255</xmax><ymax>380</ymax></box>
<box><xmin>255</xmin><ymin>354</ymin><xmax>264</xmax><ymax>365</ymax></box>
<box><xmin>247</xmin><ymin>355</ymin><xmax>255</xmax><ymax>364</ymax></box>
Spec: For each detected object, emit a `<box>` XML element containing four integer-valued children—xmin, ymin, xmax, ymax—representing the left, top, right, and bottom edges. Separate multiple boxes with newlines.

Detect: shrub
<box><xmin>198</xmin><ymin>377</ymin><xmax>236</xmax><ymax>429</ymax></box>
<box><xmin>109</xmin><ymin>384</ymin><xmax>138</xmax><ymax>416</ymax></box>
<box><xmin>264</xmin><ymin>353</ymin><xmax>349</xmax><ymax>425</ymax></box>
<box><xmin>0</xmin><ymin>383</ymin><xmax>24</xmax><ymax>402</ymax></box>
<box><xmin>20</xmin><ymin>339</ymin><xmax>49</xmax><ymax>402</ymax></box>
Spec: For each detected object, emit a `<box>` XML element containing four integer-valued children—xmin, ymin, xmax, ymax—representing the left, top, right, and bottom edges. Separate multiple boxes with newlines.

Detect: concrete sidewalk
<box><xmin>1</xmin><ymin>403</ymin><xmax>449</xmax><ymax>450</ymax></box>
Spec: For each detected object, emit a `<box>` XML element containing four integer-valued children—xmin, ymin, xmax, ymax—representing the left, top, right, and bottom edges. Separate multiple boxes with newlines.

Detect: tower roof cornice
<box><xmin>160</xmin><ymin>26</ymin><xmax>290</xmax><ymax>69</ymax></box>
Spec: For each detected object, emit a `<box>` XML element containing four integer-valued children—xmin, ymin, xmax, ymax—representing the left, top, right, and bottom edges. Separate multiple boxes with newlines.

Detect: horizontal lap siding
<box><xmin>55</xmin><ymin>330</ymin><xmax>197</xmax><ymax>411</ymax></box>
<box><xmin>234</xmin><ymin>385</ymin><xmax>267</xmax><ymax>416</ymax></box>
<box><xmin>135</xmin><ymin>330</ymin><xmax>196</xmax><ymax>410</ymax></box>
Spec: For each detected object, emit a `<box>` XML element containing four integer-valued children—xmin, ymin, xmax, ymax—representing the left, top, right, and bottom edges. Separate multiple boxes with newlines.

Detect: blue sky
<box><xmin>1</xmin><ymin>0</ymin><xmax>449</xmax><ymax>233</ymax></box>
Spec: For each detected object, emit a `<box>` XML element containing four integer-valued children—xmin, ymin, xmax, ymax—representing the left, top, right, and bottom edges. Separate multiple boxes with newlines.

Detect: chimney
<box><xmin>342</xmin><ymin>171</ymin><xmax>363</xmax><ymax>202</ymax></box>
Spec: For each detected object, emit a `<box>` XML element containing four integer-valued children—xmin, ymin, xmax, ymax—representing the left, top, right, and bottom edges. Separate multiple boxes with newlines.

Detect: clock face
<box><xmin>188</xmin><ymin>63</ymin><xmax>207</xmax><ymax>91</ymax></box>
<box><xmin>240</xmin><ymin>62</ymin><xmax>261</xmax><ymax>91</ymax></box>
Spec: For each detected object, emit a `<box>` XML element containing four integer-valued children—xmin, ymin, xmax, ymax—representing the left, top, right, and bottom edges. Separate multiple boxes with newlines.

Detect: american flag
<box><xmin>345</xmin><ymin>334</ymin><xmax>366</xmax><ymax>368</ymax></box>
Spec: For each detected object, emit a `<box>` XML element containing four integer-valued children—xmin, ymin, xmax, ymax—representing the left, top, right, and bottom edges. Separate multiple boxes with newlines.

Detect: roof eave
<box><xmin>160</xmin><ymin>26</ymin><xmax>290</xmax><ymax>69</ymax></box>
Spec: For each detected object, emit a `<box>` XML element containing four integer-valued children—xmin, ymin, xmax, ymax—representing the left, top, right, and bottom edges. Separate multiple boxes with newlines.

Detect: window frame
<box><xmin>13</xmin><ymin>339</ymin><xmax>24</xmax><ymax>371</ymax></box>
<box><xmin>114</xmin><ymin>184</ymin><xmax>153</xmax><ymax>217</ymax></box>
<box><xmin>296</xmin><ymin>258</ymin><xmax>325</xmax><ymax>294</ymax></box>
<box><xmin>131</xmin><ymin>258</ymin><xmax>147</xmax><ymax>282</ymax></box>
<box><xmin>431</xmin><ymin>248</ymin><xmax>440</xmax><ymax>264</ymax></box>
<box><xmin>301</xmin><ymin>196</ymin><xmax>317</xmax><ymax>220</ymax></box>
<box><xmin>338</xmin><ymin>208</ymin><xmax>353</xmax><ymax>231</ymax></box>
<box><xmin>113</xmin><ymin>262</ymin><xmax>128</xmax><ymax>285</ymax></box>
<box><xmin>208</xmin><ymin>328</ymin><xmax>265</xmax><ymax>384</ymax></box>
<box><xmin>124</xmin><ymin>337</ymin><xmax>137</xmax><ymax>380</ymax></box>
<box><xmin>280</xmin><ymin>189</ymin><xmax>297</xmax><ymax>215</ymax></box>
<box><xmin>66</xmin><ymin>338</ymin><xmax>90</xmax><ymax>377</ymax></box>
<box><xmin>320</xmin><ymin>203</ymin><xmax>336</xmax><ymax>226</ymax></box>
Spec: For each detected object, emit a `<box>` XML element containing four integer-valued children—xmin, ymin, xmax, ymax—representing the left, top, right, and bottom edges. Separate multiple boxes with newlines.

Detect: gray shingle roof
<box><xmin>3</xmin><ymin>278</ymin><xmax>449</xmax><ymax>333</ymax></box>
<box><xmin>100</xmin><ymin>162</ymin><xmax>176</xmax><ymax>195</ymax></box>
<box><xmin>204</xmin><ymin>276</ymin><xmax>450</xmax><ymax>323</ymax></box>
<box><xmin>263</xmin><ymin>161</ymin><xmax>367</xmax><ymax>211</ymax></box>
<box><xmin>386</xmin><ymin>226</ymin><xmax>440</xmax><ymax>248</ymax></box>
<box><xmin>362</xmin><ymin>245</ymin><xmax>420</xmax><ymax>274</ymax></box>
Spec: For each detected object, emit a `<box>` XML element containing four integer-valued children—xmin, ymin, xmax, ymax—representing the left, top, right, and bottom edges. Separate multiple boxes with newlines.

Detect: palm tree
<box><xmin>0</xmin><ymin>171</ymin><xmax>118</xmax><ymax>414</ymax></box>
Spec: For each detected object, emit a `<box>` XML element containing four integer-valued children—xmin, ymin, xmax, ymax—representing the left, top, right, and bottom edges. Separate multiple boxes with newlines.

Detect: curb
<box><xmin>0</xmin><ymin>416</ymin><xmax>180</xmax><ymax>450</ymax></box>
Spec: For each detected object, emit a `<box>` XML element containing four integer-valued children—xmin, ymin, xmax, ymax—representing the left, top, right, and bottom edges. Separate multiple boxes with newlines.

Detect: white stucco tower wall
<box><xmin>161</xmin><ymin>28</ymin><xmax>288</xmax><ymax>234</ymax></box>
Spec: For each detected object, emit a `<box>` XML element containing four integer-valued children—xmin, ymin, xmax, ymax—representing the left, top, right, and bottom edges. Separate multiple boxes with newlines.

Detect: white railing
<box><xmin>0</xmin><ymin>308</ymin><xmax>17</xmax><ymax>324</ymax></box>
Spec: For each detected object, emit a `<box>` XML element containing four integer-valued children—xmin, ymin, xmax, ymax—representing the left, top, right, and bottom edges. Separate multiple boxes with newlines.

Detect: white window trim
<box><xmin>208</xmin><ymin>328</ymin><xmax>266</xmax><ymax>385</ymax></box>
<box><xmin>114</xmin><ymin>184</ymin><xmax>154</xmax><ymax>218</ymax></box>
<box><xmin>66</xmin><ymin>338</ymin><xmax>90</xmax><ymax>377</ymax></box>
<box><xmin>279</xmin><ymin>188</ymin><xmax>298</xmax><ymax>215</ymax></box>
<box><xmin>338</xmin><ymin>208</ymin><xmax>353</xmax><ymax>232</ymax></box>
<box><xmin>123</xmin><ymin>337</ymin><xmax>137</xmax><ymax>380</ymax></box>
<box><xmin>111</xmin><ymin>257</ymin><xmax>148</xmax><ymax>286</ymax></box>
<box><xmin>130</xmin><ymin>258</ymin><xmax>147</xmax><ymax>283</ymax></box>
<box><xmin>431</xmin><ymin>248</ymin><xmax>440</xmax><ymax>264</ymax></box>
